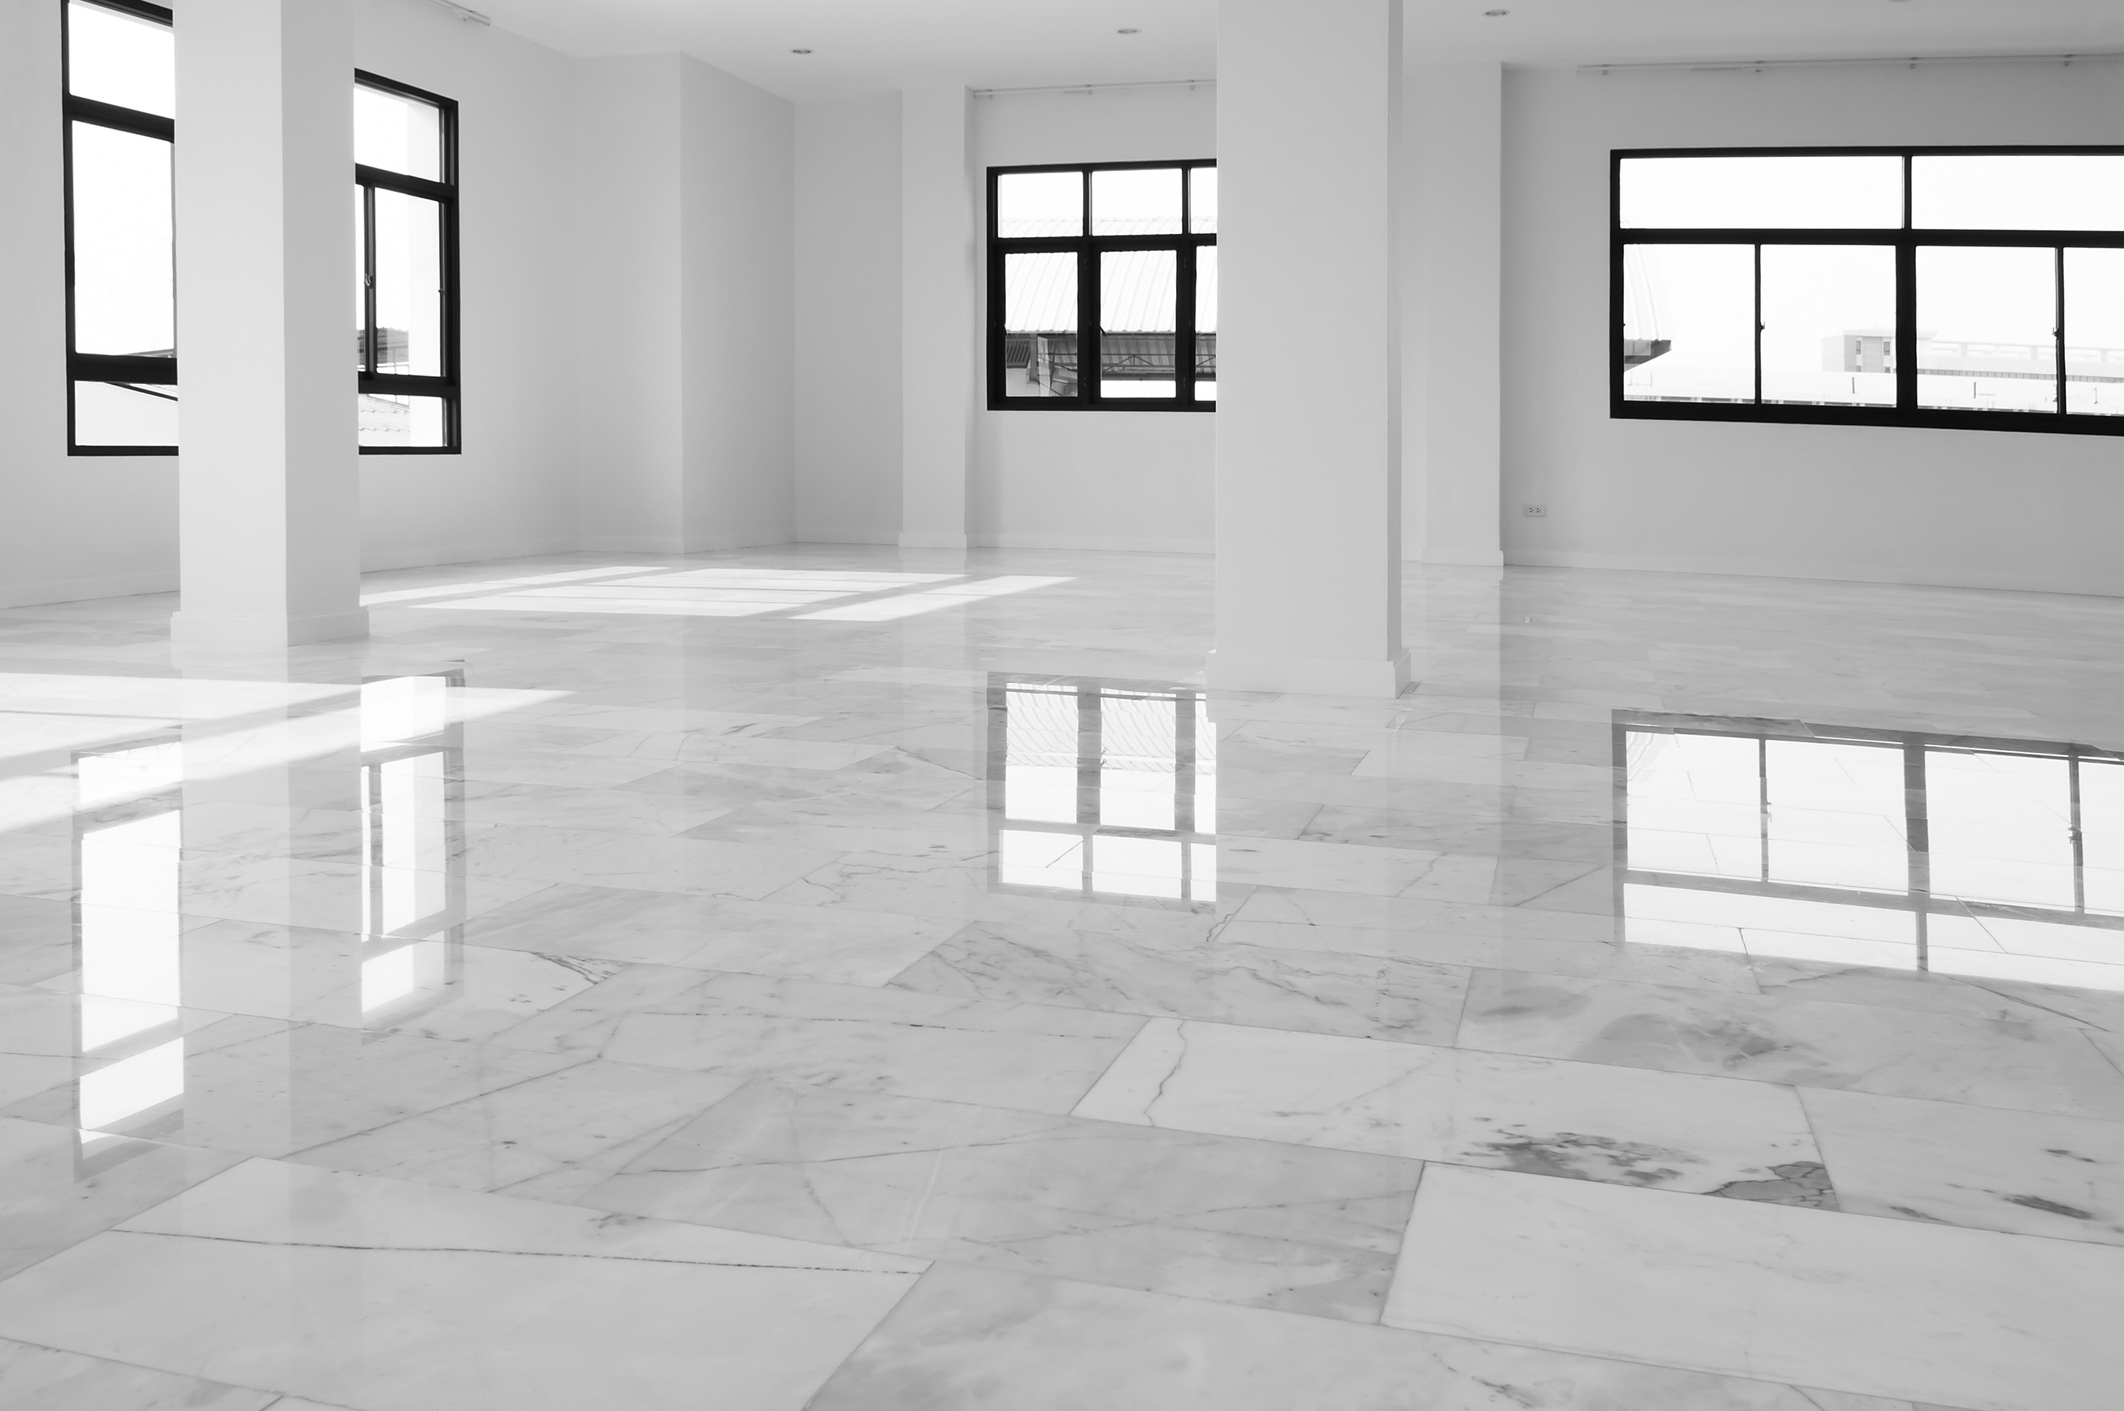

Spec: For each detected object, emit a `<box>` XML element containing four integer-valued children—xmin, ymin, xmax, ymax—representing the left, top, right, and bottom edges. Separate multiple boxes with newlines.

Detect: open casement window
<box><xmin>1614</xmin><ymin>147</ymin><xmax>2124</xmax><ymax>437</ymax></box>
<box><xmin>988</xmin><ymin>161</ymin><xmax>1218</xmax><ymax>411</ymax></box>
<box><xmin>63</xmin><ymin>0</ymin><xmax>177</xmax><ymax>454</ymax></box>
<box><xmin>356</xmin><ymin>72</ymin><xmax>460</xmax><ymax>453</ymax></box>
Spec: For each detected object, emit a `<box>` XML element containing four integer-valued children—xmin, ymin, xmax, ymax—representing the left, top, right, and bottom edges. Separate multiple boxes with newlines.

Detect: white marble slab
<box><xmin>0</xmin><ymin>1336</ymin><xmax>281</xmax><ymax>1411</ymax></box>
<box><xmin>888</xmin><ymin>921</ymin><xmax>1470</xmax><ymax>1043</ymax></box>
<box><xmin>0</xmin><ymin>1118</ymin><xmax>244</xmax><ymax>1282</ymax></box>
<box><xmin>1216</xmin><ymin>916</ymin><xmax>1761</xmax><ymax>992</ymax></box>
<box><xmin>1456</xmin><ymin>969</ymin><xmax>2124</xmax><ymax>1120</ymax></box>
<box><xmin>488</xmin><ymin>964</ymin><xmax>1145</xmax><ymax>1112</ymax></box>
<box><xmin>808</xmin><ymin>1262</ymin><xmax>1950</xmax><ymax>1411</ymax></box>
<box><xmin>1385</xmin><ymin>1162</ymin><xmax>2124</xmax><ymax>1411</ymax></box>
<box><xmin>582</xmin><ymin>1079</ymin><xmax>1419</xmax><ymax>1320</ymax></box>
<box><xmin>1801</xmin><ymin>1086</ymin><xmax>2124</xmax><ymax>1245</ymax></box>
<box><xmin>0</xmin><ymin>1159</ymin><xmax>925</xmax><ymax>1411</ymax></box>
<box><xmin>1073</xmin><ymin>1018</ymin><xmax>1828</xmax><ymax>1199</ymax></box>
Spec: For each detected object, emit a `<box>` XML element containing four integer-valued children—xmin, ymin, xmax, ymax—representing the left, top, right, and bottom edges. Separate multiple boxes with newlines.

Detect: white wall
<box><xmin>356</xmin><ymin>0</ymin><xmax>580</xmax><ymax>571</ymax></box>
<box><xmin>1504</xmin><ymin>61</ymin><xmax>2124</xmax><ymax>596</ymax></box>
<box><xmin>0</xmin><ymin>0</ymin><xmax>180</xmax><ymax>608</ymax></box>
<box><xmin>794</xmin><ymin>96</ymin><xmax>902</xmax><ymax>544</ymax></box>
<box><xmin>971</xmin><ymin>85</ymin><xmax>1219</xmax><ymax>552</ymax></box>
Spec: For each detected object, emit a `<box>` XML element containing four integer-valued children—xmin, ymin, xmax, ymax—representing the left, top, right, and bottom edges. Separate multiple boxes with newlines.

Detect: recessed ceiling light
<box><xmin>791</xmin><ymin>47</ymin><xmax>813</xmax><ymax>54</ymax></box>
<box><xmin>1118</xmin><ymin>28</ymin><xmax>1140</xmax><ymax>35</ymax></box>
<box><xmin>1484</xmin><ymin>8</ymin><xmax>1509</xmax><ymax>15</ymax></box>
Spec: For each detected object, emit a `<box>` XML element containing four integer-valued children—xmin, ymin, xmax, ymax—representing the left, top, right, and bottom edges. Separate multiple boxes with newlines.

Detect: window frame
<box><xmin>62</xmin><ymin>0</ymin><xmax>178</xmax><ymax>457</ymax></box>
<box><xmin>355</xmin><ymin>68</ymin><xmax>461</xmax><ymax>455</ymax></box>
<box><xmin>986</xmin><ymin>158</ymin><xmax>1218</xmax><ymax>413</ymax></box>
<box><xmin>1611</xmin><ymin>145</ymin><xmax>2124</xmax><ymax>438</ymax></box>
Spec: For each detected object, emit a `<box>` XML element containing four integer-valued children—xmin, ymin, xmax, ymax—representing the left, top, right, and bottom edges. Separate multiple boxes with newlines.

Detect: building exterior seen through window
<box><xmin>1615</xmin><ymin>148</ymin><xmax>2124</xmax><ymax>436</ymax></box>
<box><xmin>60</xmin><ymin>1</ymin><xmax>461</xmax><ymax>455</ymax></box>
<box><xmin>64</xmin><ymin>0</ymin><xmax>177</xmax><ymax>453</ymax></box>
<box><xmin>989</xmin><ymin>161</ymin><xmax>1218</xmax><ymax>411</ymax></box>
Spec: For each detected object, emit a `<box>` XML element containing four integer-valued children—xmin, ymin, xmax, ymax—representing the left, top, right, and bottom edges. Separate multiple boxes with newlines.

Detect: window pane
<box><xmin>1913</xmin><ymin>155</ymin><xmax>2124</xmax><ymax>233</ymax></box>
<box><xmin>1917</xmin><ymin>247</ymin><xmax>2058</xmax><ymax>414</ymax></box>
<box><xmin>74</xmin><ymin>381</ymin><xmax>176</xmax><ymax>448</ymax></box>
<box><xmin>354</xmin><ymin>84</ymin><xmax>442</xmax><ymax>181</ymax></box>
<box><xmin>1101</xmin><ymin>249</ymin><xmax>1177</xmax><ymax>399</ymax></box>
<box><xmin>1761</xmin><ymin>245</ymin><xmax>1897</xmax><ymax>407</ymax></box>
<box><xmin>1092</xmin><ymin>167</ymin><xmax>1182</xmax><ymax>236</ymax></box>
<box><xmin>67</xmin><ymin>1</ymin><xmax>174</xmax><ymax>118</ymax></box>
<box><xmin>1001</xmin><ymin>252</ymin><xmax>1077</xmax><ymax>399</ymax></box>
<box><xmin>1621</xmin><ymin>243</ymin><xmax>1754</xmax><ymax>404</ymax></box>
<box><xmin>359</xmin><ymin>393</ymin><xmax>449</xmax><ymax>448</ymax></box>
<box><xmin>373</xmin><ymin>189</ymin><xmax>444</xmax><ymax>377</ymax></box>
<box><xmin>1195</xmin><ymin>246</ymin><xmax>1218</xmax><ymax>401</ymax></box>
<box><xmin>1189</xmin><ymin>167</ymin><xmax>1217</xmax><ymax>234</ymax></box>
<box><xmin>2066</xmin><ymin>248</ymin><xmax>2124</xmax><ymax>417</ymax></box>
<box><xmin>1620</xmin><ymin>156</ymin><xmax>1903</xmax><ymax>229</ymax></box>
<box><xmin>996</xmin><ymin>171</ymin><xmax>1081</xmax><ymax>238</ymax></box>
<box><xmin>70</xmin><ymin>122</ymin><xmax>173</xmax><ymax>357</ymax></box>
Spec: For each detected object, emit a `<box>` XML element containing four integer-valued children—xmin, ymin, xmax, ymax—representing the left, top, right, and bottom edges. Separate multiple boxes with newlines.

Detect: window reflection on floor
<box><xmin>1617</xmin><ymin>711</ymin><xmax>2124</xmax><ymax>989</ymax></box>
<box><xmin>66</xmin><ymin>672</ymin><xmax>467</xmax><ymax>1159</ymax></box>
<box><xmin>987</xmin><ymin>675</ymin><xmax>1216</xmax><ymax>904</ymax></box>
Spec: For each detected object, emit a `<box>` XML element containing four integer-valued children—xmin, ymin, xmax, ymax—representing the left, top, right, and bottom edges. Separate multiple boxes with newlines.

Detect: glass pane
<box><xmin>1001</xmin><ymin>252</ymin><xmax>1077</xmax><ymax>399</ymax></box>
<box><xmin>2066</xmin><ymin>248</ymin><xmax>2124</xmax><ymax>417</ymax></box>
<box><xmin>1100</xmin><ymin>693</ymin><xmax>1177</xmax><ymax>830</ymax></box>
<box><xmin>359</xmin><ymin>393</ymin><xmax>448</xmax><ymax>448</ymax></box>
<box><xmin>373</xmin><ymin>189</ymin><xmax>444</xmax><ymax>377</ymax></box>
<box><xmin>71</xmin><ymin>122</ymin><xmax>173</xmax><ymax>357</ymax></box>
<box><xmin>74</xmin><ymin>381</ymin><xmax>176</xmax><ymax>448</ymax></box>
<box><xmin>1004</xmin><ymin>687</ymin><xmax>1079</xmax><ymax>823</ymax></box>
<box><xmin>1917</xmin><ymin>247</ymin><xmax>2058</xmax><ymax>414</ymax></box>
<box><xmin>1761</xmin><ymin>244</ymin><xmax>1897</xmax><ymax>407</ymax></box>
<box><xmin>1195</xmin><ymin>246</ymin><xmax>1218</xmax><ymax>401</ymax></box>
<box><xmin>1913</xmin><ymin>156</ymin><xmax>2124</xmax><ymax>233</ymax></box>
<box><xmin>1765</xmin><ymin>740</ymin><xmax>1908</xmax><ymax>891</ymax></box>
<box><xmin>68</xmin><ymin>1</ymin><xmax>174</xmax><ymax>118</ymax></box>
<box><xmin>1189</xmin><ymin>167</ymin><xmax>1217</xmax><ymax>234</ymax></box>
<box><xmin>354</xmin><ymin>84</ymin><xmax>442</xmax><ymax>181</ymax></box>
<box><xmin>1927</xmin><ymin>749</ymin><xmax>2076</xmax><ymax>909</ymax></box>
<box><xmin>1101</xmin><ymin>249</ymin><xmax>1177</xmax><ymax>398</ymax></box>
<box><xmin>1093</xmin><ymin>167</ymin><xmax>1182</xmax><ymax>236</ymax></box>
<box><xmin>1621</xmin><ymin>244</ymin><xmax>1754</xmax><ymax>404</ymax></box>
<box><xmin>996</xmin><ymin>171</ymin><xmax>1080</xmax><ymax>238</ymax></box>
<box><xmin>1620</xmin><ymin>156</ymin><xmax>1903</xmax><ymax>230</ymax></box>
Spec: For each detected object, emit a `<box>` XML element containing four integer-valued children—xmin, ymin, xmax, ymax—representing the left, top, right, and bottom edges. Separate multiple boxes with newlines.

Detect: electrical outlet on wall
<box><xmin>1523</xmin><ymin>504</ymin><xmax>1547</xmax><ymax>518</ymax></box>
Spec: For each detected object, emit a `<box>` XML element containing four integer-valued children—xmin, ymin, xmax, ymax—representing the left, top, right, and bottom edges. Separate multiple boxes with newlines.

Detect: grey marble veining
<box><xmin>5</xmin><ymin>546</ymin><xmax>2124</xmax><ymax>1406</ymax></box>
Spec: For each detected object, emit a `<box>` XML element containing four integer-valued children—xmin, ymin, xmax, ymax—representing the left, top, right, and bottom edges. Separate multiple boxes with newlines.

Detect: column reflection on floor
<box><xmin>62</xmin><ymin>670</ymin><xmax>466</xmax><ymax>1165</ymax></box>
<box><xmin>987</xmin><ymin>675</ymin><xmax>1217</xmax><ymax>904</ymax></box>
<box><xmin>1618</xmin><ymin>710</ymin><xmax>2124</xmax><ymax>988</ymax></box>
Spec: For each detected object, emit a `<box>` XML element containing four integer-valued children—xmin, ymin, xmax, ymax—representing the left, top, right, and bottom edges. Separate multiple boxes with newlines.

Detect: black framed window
<box><xmin>988</xmin><ymin>160</ymin><xmax>1217</xmax><ymax>412</ymax></box>
<box><xmin>355</xmin><ymin>72</ymin><xmax>459</xmax><ymax>453</ymax></box>
<box><xmin>1614</xmin><ymin>148</ymin><xmax>2124</xmax><ymax>437</ymax></box>
<box><xmin>63</xmin><ymin>0</ymin><xmax>177</xmax><ymax>456</ymax></box>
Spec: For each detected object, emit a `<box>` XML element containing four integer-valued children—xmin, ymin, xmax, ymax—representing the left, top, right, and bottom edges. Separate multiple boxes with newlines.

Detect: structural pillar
<box><xmin>1210</xmin><ymin>0</ymin><xmax>1407</xmax><ymax>697</ymax></box>
<box><xmin>171</xmin><ymin>0</ymin><xmax>366</xmax><ymax>649</ymax></box>
<box><xmin>898</xmin><ymin>85</ymin><xmax>975</xmax><ymax>551</ymax></box>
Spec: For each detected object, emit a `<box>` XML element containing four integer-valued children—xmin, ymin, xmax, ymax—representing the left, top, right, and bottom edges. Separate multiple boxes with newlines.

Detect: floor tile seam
<box><xmin>0</xmin><ymin>1331</ymin><xmax>295</xmax><ymax>1406</ymax></box>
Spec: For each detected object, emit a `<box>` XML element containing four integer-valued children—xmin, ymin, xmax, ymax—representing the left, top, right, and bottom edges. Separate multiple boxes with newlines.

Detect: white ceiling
<box><xmin>462</xmin><ymin>0</ymin><xmax>2124</xmax><ymax>102</ymax></box>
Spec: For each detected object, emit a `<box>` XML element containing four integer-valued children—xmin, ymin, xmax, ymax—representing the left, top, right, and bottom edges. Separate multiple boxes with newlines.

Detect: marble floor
<box><xmin>1</xmin><ymin>547</ymin><xmax>2121</xmax><ymax>1411</ymax></box>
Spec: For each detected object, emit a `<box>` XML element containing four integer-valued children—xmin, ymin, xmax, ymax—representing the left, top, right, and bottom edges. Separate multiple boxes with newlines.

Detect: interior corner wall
<box><xmin>0</xmin><ymin>0</ymin><xmax>178</xmax><ymax>608</ymax></box>
<box><xmin>680</xmin><ymin>56</ymin><xmax>795</xmax><ymax>551</ymax></box>
<box><xmin>794</xmin><ymin>96</ymin><xmax>903</xmax><ymax>544</ymax></box>
<box><xmin>1504</xmin><ymin>61</ymin><xmax>2124</xmax><ymax>597</ymax></box>
<box><xmin>354</xmin><ymin>0</ymin><xmax>581</xmax><ymax>572</ymax></box>
<box><xmin>971</xmin><ymin>85</ymin><xmax>1219</xmax><ymax>553</ymax></box>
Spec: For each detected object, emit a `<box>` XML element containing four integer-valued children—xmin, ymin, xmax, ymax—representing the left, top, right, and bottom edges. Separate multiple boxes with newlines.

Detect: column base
<box><xmin>1205</xmin><ymin>648</ymin><xmax>1412</xmax><ymax>698</ymax></box>
<box><xmin>898</xmin><ymin>532</ymin><xmax>971</xmax><ymax>550</ymax></box>
<box><xmin>170</xmin><ymin>607</ymin><xmax>370</xmax><ymax>649</ymax></box>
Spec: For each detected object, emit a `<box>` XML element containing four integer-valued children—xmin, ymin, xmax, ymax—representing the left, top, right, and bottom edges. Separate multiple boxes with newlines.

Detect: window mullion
<box><xmin>1177</xmin><ymin>243</ymin><xmax>1196</xmax><ymax>405</ymax></box>
<box><xmin>2055</xmin><ymin>245</ymin><xmax>2067</xmax><ymax>416</ymax></box>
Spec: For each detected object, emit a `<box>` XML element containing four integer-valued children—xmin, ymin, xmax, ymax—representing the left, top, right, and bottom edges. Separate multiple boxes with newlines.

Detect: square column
<box><xmin>171</xmin><ymin>0</ymin><xmax>366</xmax><ymax>649</ymax></box>
<box><xmin>899</xmin><ymin>85</ymin><xmax>975</xmax><ymax>551</ymax></box>
<box><xmin>1210</xmin><ymin>0</ymin><xmax>1407</xmax><ymax>697</ymax></box>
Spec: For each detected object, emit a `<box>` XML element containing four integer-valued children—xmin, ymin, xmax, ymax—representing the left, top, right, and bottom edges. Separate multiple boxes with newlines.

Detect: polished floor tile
<box><xmin>5</xmin><ymin>547</ymin><xmax>2124</xmax><ymax>1403</ymax></box>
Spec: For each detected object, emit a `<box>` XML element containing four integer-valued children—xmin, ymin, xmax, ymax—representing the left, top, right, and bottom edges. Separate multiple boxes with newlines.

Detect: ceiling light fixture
<box><xmin>1118</xmin><ymin>28</ymin><xmax>1140</xmax><ymax>35</ymax></box>
<box><xmin>791</xmin><ymin>48</ymin><xmax>813</xmax><ymax>54</ymax></box>
<box><xmin>1485</xmin><ymin>8</ymin><xmax>1509</xmax><ymax>15</ymax></box>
